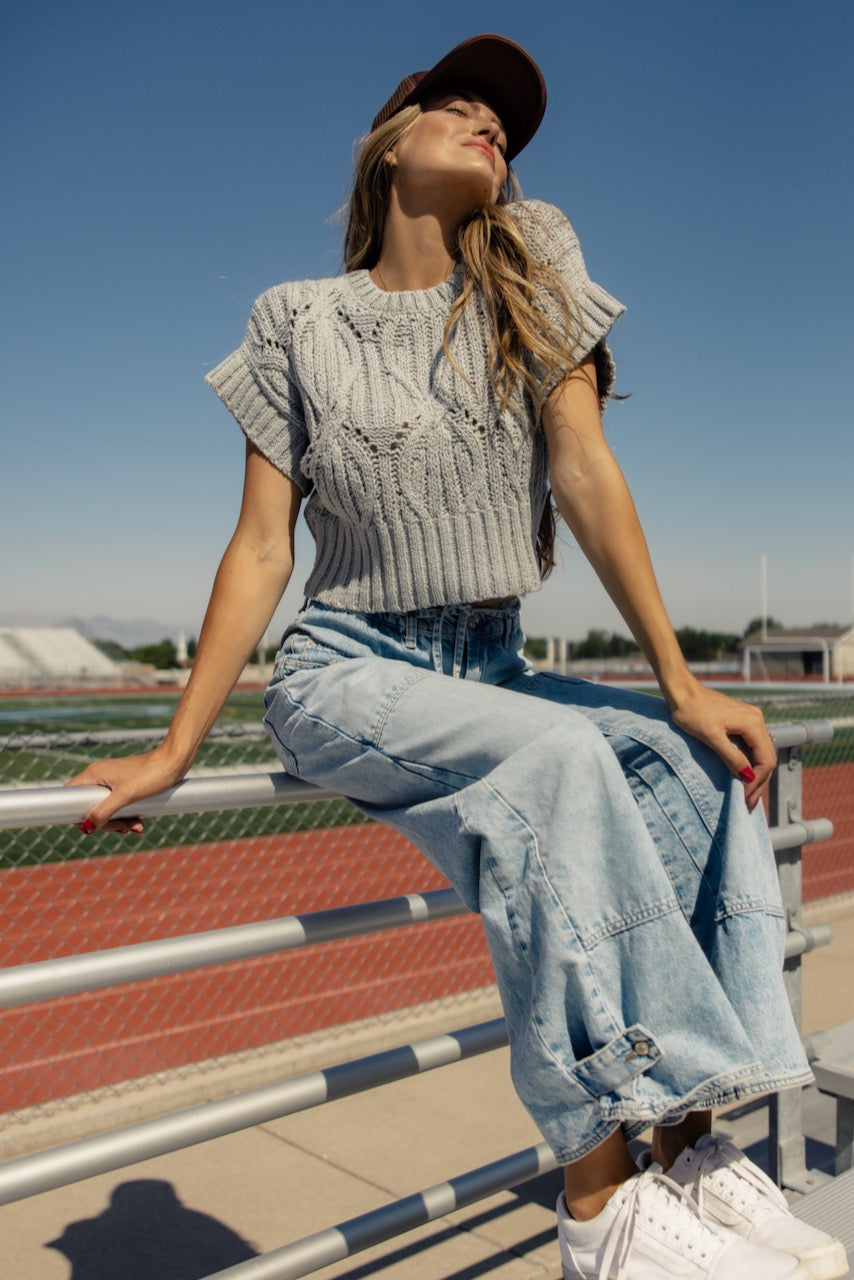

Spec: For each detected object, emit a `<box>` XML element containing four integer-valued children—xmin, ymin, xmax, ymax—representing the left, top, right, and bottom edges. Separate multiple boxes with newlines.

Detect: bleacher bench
<box><xmin>812</xmin><ymin>1018</ymin><xmax>854</xmax><ymax>1176</ymax></box>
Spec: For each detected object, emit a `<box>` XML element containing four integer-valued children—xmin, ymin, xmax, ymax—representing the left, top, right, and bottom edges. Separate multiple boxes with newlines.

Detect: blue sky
<box><xmin>2</xmin><ymin>0</ymin><xmax>852</xmax><ymax>647</ymax></box>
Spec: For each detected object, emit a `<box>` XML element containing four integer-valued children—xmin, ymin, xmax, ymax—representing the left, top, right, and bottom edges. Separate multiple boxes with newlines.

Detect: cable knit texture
<box><xmin>205</xmin><ymin>199</ymin><xmax>625</xmax><ymax>612</ymax></box>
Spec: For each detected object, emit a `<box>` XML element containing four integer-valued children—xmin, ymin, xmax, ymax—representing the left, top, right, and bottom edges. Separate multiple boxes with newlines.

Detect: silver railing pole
<box><xmin>0</xmin><ymin>772</ymin><xmax>332</xmax><ymax>829</ymax></box>
<box><xmin>0</xmin><ymin>1020</ymin><xmax>508</xmax><ymax>1205</ymax></box>
<box><xmin>0</xmin><ymin>889</ymin><xmax>466</xmax><ymax>1007</ymax></box>
<box><xmin>204</xmin><ymin>1144</ymin><xmax>559</xmax><ymax>1280</ymax></box>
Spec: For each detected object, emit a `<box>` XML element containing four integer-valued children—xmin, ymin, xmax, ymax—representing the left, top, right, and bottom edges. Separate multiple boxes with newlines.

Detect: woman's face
<box><xmin>388</xmin><ymin>92</ymin><xmax>509</xmax><ymax>209</ymax></box>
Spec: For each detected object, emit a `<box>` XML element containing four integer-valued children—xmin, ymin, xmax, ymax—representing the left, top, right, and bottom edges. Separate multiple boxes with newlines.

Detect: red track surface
<box><xmin>2</xmin><ymin>764</ymin><xmax>852</xmax><ymax>1112</ymax></box>
<box><xmin>802</xmin><ymin>763</ymin><xmax>854</xmax><ymax>901</ymax></box>
<box><xmin>1</xmin><ymin>827</ymin><xmax>492</xmax><ymax>1111</ymax></box>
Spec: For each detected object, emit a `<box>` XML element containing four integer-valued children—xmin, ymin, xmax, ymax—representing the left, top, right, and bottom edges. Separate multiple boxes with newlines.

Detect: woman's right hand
<box><xmin>66</xmin><ymin>747</ymin><xmax>187</xmax><ymax>835</ymax></box>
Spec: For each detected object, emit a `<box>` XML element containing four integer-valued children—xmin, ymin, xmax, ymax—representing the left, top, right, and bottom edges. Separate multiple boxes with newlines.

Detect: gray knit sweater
<box><xmin>206</xmin><ymin>199</ymin><xmax>625</xmax><ymax>612</ymax></box>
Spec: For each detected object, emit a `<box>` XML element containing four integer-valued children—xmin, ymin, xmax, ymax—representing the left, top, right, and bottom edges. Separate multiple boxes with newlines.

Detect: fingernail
<box><xmin>738</xmin><ymin>766</ymin><xmax>756</xmax><ymax>782</ymax></box>
<box><xmin>748</xmin><ymin>797</ymin><xmax>760</xmax><ymax>812</ymax></box>
<box><xmin>77</xmin><ymin>818</ymin><xmax>96</xmax><ymax>834</ymax></box>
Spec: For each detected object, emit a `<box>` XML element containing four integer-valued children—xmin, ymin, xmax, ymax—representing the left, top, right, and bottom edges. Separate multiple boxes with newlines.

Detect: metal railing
<box><xmin>0</xmin><ymin>719</ymin><xmax>841</xmax><ymax>1279</ymax></box>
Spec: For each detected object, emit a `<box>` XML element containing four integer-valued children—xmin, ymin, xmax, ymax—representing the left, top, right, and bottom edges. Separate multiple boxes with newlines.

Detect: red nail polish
<box><xmin>78</xmin><ymin>818</ymin><xmax>96</xmax><ymax>834</ymax></box>
<box><xmin>738</xmin><ymin>766</ymin><xmax>756</xmax><ymax>783</ymax></box>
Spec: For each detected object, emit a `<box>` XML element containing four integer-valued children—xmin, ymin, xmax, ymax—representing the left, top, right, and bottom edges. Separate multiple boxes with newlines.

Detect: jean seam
<box><xmin>612</xmin><ymin>728</ymin><xmax>727</xmax><ymax>843</ymax></box>
<box><xmin>263</xmin><ymin>719</ymin><xmax>298</xmax><ymax>775</ymax></box>
<box><xmin>613</xmin><ymin>728</ymin><xmax>722</xmax><ymax>832</ymax></box>
<box><xmin>275</xmin><ymin>685</ymin><xmax>480</xmax><ymax>793</ymax></box>
<box><xmin>715</xmin><ymin>895</ymin><xmax>785</xmax><ymax>920</ymax></box>
<box><xmin>622</xmin><ymin>752</ymin><xmax>727</xmax><ymax>916</ymax></box>
<box><xmin>620</xmin><ymin>1063</ymin><xmax>815</xmax><ymax>1144</ymax></box>
<box><xmin>472</xmin><ymin>779</ymin><xmax>624</xmax><ymax>1081</ymax></box>
<box><xmin>372</xmin><ymin>669</ymin><xmax>435</xmax><ymax>746</ymax></box>
<box><xmin>579</xmin><ymin>898</ymin><xmax>684</xmax><ymax>949</ymax></box>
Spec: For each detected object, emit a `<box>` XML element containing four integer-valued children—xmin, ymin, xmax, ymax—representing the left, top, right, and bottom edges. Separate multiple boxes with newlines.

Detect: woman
<box><xmin>71</xmin><ymin>35</ymin><xmax>845</xmax><ymax>1280</ymax></box>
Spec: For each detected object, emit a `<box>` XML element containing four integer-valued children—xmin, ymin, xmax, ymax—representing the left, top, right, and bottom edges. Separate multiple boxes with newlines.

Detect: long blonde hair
<box><xmin>343</xmin><ymin>104</ymin><xmax>585</xmax><ymax>577</ymax></box>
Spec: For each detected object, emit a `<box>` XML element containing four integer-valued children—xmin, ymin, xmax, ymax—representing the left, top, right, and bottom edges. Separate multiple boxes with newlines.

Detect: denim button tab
<box><xmin>572</xmin><ymin>1026</ymin><xmax>663</xmax><ymax>1097</ymax></box>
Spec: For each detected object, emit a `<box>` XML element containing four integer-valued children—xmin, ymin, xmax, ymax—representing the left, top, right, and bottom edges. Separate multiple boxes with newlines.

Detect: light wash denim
<box><xmin>263</xmin><ymin>598</ymin><xmax>812</xmax><ymax>1163</ymax></box>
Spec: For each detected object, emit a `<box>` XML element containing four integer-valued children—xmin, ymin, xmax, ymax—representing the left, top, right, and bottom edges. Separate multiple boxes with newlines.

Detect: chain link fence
<box><xmin>756</xmin><ymin>689</ymin><xmax>854</xmax><ymax>902</ymax></box>
<box><xmin>1</xmin><ymin>686</ymin><xmax>852</xmax><ymax>1133</ymax></box>
<box><xmin>0</xmin><ymin>715</ymin><xmax>494</xmax><ymax>1132</ymax></box>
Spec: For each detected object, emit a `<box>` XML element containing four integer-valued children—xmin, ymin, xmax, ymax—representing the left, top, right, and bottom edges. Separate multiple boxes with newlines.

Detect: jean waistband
<box><xmin>301</xmin><ymin>597</ymin><xmax>523</xmax><ymax>680</ymax></box>
<box><xmin>306</xmin><ymin>597</ymin><xmax>520</xmax><ymax>630</ymax></box>
<box><xmin>373</xmin><ymin>597</ymin><xmax>519</xmax><ymax>628</ymax></box>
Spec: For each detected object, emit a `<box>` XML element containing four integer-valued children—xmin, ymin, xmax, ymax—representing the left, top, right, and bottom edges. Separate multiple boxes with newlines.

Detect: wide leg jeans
<box><xmin>263</xmin><ymin>599</ymin><xmax>812</xmax><ymax>1163</ymax></box>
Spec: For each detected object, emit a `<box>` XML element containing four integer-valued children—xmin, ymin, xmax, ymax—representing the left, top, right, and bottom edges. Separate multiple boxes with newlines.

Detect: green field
<box><xmin>0</xmin><ymin>688</ymin><xmax>266</xmax><ymax>736</ymax></box>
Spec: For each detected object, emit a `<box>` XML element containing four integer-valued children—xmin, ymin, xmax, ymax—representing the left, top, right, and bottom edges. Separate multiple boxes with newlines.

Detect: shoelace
<box><xmin>598</xmin><ymin>1170</ymin><xmax>718</xmax><ymax>1280</ymax></box>
<box><xmin>682</xmin><ymin>1139</ymin><xmax>788</xmax><ymax>1221</ymax></box>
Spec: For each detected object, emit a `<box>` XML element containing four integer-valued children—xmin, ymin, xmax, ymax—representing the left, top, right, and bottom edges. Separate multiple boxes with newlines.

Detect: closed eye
<box><xmin>441</xmin><ymin>98</ymin><xmax>507</xmax><ymax>156</ymax></box>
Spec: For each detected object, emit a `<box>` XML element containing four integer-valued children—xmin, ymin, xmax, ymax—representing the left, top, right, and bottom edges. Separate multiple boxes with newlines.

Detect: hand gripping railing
<box><xmin>0</xmin><ymin>718</ymin><xmax>838</xmax><ymax>1278</ymax></box>
<box><xmin>0</xmin><ymin>769</ymin><xmax>336</xmax><ymax>829</ymax></box>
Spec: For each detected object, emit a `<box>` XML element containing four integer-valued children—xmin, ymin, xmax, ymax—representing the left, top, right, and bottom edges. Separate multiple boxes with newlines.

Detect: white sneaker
<box><xmin>647</xmin><ymin>1134</ymin><xmax>848</xmax><ymax>1280</ymax></box>
<box><xmin>557</xmin><ymin>1169</ymin><xmax>811</xmax><ymax>1278</ymax></box>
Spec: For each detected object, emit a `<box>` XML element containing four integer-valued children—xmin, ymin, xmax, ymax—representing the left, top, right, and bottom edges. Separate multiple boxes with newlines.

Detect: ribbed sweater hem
<box><xmin>304</xmin><ymin>504</ymin><xmax>542</xmax><ymax>613</ymax></box>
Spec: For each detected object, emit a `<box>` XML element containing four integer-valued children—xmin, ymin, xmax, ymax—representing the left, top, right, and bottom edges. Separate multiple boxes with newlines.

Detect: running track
<box><xmin>2</xmin><ymin>765</ymin><xmax>852</xmax><ymax>1112</ymax></box>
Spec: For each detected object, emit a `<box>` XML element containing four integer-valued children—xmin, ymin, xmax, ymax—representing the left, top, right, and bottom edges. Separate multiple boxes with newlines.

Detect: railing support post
<box><xmin>767</xmin><ymin>740</ymin><xmax>830</xmax><ymax>1193</ymax></box>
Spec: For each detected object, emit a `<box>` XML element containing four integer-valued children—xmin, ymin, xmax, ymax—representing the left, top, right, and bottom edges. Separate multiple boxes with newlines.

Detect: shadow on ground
<box><xmin>45</xmin><ymin>1179</ymin><xmax>258</xmax><ymax>1280</ymax></box>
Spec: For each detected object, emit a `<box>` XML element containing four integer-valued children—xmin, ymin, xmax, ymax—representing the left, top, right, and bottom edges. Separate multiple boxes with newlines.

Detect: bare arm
<box><xmin>69</xmin><ymin>442</ymin><xmax>303</xmax><ymax>829</ymax></box>
<box><xmin>543</xmin><ymin>356</ymin><xmax>774</xmax><ymax>807</ymax></box>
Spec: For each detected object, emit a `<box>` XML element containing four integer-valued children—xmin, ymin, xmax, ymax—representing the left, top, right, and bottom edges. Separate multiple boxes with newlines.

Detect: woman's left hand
<box><xmin>668</xmin><ymin>681</ymin><xmax>776</xmax><ymax>810</ymax></box>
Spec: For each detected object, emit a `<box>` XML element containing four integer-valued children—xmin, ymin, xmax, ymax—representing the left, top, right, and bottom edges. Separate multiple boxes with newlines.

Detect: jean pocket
<box><xmin>272</xmin><ymin>633</ymin><xmax>344</xmax><ymax>678</ymax></box>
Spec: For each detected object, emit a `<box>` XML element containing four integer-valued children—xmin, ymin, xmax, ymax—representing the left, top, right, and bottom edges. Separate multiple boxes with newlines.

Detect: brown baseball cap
<box><xmin>370</xmin><ymin>34</ymin><xmax>547</xmax><ymax>162</ymax></box>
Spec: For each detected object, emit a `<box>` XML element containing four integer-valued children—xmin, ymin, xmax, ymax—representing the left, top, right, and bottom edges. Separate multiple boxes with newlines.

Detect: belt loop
<box><xmin>452</xmin><ymin>607</ymin><xmax>471</xmax><ymax>679</ymax></box>
<box><xmin>432</xmin><ymin>609</ymin><xmax>446</xmax><ymax>673</ymax></box>
<box><xmin>404</xmin><ymin>611</ymin><xmax>417</xmax><ymax>649</ymax></box>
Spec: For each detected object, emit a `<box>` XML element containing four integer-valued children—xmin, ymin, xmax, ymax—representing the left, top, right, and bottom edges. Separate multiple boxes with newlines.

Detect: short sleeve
<box><xmin>508</xmin><ymin>199</ymin><xmax>626</xmax><ymax>405</ymax></box>
<box><xmin>205</xmin><ymin>286</ymin><xmax>312</xmax><ymax>495</ymax></box>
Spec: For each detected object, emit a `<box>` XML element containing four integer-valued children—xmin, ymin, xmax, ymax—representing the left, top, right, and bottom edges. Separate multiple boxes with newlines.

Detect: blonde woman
<box><xmin>72</xmin><ymin>35</ymin><xmax>846</xmax><ymax>1280</ymax></box>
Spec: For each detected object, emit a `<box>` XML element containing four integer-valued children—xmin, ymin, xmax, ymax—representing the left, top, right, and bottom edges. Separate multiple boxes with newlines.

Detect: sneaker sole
<box><xmin>800</xmin><ymin>1239</ymin><xmax>849</xmax><ymax>1280</ymax></box>
<box><xmin>562</xmin><ymin>1259</ymin><xmax>822</xmax><ymax>1279</ymax></box>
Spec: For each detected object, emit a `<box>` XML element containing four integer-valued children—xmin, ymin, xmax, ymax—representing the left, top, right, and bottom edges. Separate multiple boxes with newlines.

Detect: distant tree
<box><xmin>187</xmin><ymin>636</ymin><xmax>198</xmax><ymax>659</ymax></box>
<box><xmin>524</xmin><ymin>636</ymin><xmax>548</xmax><ymax>660</ymax></box>
<box><xmin>572</xmin><ymin>630</ymin><xmax>640</xmax><ymax>659</ymax></box>
<box><xmin>743</xmin><ymin>616</ymin><xmax>784</xmax><ymax>637</ymax></box>
<box><xmin>605</xmin><ymin>632</ymin><xmax>640</xmax><ymax>657</ymax></box>
<box><xmin>93</xmin><ymin>639</ymin><xmax>129</xmax><ymax>662</ymax></box>
<box><xmin>675</xmin><ymin>627</ymin><xmax>741</xmax><ymax>662</ymax></box>
<box><xmin>573</xmin><ymin>629</ymin><xmax>604</xmax><ymax>659</ymax></box>
<box><xmin>130</xmin><ymin>639</ymin><xmax>179</xmax><ymax>669</ymax></box>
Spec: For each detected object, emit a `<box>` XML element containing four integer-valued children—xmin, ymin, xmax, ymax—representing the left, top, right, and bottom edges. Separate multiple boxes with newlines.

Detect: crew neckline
<box><xmin>347</xmin><ymin>265</ymin><xmax>463</xmax><ymax>311</ymax></box>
